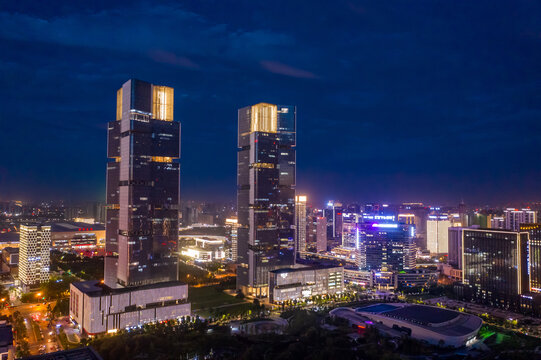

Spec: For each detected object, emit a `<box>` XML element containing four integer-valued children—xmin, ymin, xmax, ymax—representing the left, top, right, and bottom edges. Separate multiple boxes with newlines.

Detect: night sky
<box><xmin>2</xmin><ymin>1</ymin><xmax>541</xmax><ymax>206</ymax></box>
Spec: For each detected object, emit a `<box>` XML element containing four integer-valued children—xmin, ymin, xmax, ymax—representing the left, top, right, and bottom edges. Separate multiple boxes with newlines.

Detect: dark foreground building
<box><xmin>236</xmin><ymin>103</ymin><xmax>296</xmax><ymax>297</ymax></box>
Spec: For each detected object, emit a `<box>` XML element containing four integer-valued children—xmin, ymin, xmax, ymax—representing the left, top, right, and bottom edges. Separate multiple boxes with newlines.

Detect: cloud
<box><xmin>260</xmin><ymin>60</ymin><xmax>318</xmax><ymax>79</ymax></box>
<box><xmin>149</xmin><ymin>50</ymin><xmax>199</xmax><ymax>69</ymax></box>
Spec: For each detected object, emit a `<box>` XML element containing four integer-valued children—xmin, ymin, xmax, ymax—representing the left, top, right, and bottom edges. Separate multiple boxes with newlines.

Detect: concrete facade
<box><xmin>70</xmin><ymin>281</ymin><xmax>190</xmax><ymax>335</ymax></box>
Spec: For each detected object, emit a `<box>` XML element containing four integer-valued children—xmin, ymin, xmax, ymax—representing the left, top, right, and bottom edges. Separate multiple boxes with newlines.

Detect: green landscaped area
<box><xmin>189</xmin><ymin>286</ymin><xmax>246</xmax><ymax>312</ymax></box>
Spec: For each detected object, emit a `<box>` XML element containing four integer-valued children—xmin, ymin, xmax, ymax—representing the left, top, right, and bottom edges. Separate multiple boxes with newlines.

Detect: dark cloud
<box><xmin>1</xmin><ymin>0</ymin><xmax>541</xmax><ymax>206</ymax></box>
<box><xmin>260</xmin><ymin>61</ymin><xmax>318</xmax><ymax>79</ymax></box>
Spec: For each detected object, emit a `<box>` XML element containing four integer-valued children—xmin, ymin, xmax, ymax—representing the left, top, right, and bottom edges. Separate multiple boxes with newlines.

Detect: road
<box><xmin>1</xmin><ymin>301</ymin><xmax>61</xmax><ymax>355</ymax></box>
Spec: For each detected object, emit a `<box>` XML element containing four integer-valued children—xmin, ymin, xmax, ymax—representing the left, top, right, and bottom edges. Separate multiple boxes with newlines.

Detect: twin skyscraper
<box><xmin>70</xmin><ymin>79</ymin><xmax>298</xmax><ymax>334</ymax></box>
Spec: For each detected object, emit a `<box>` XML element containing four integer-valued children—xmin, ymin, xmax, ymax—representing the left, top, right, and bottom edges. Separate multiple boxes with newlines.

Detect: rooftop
<box><xmin>384</xmin><ymin>305</ymin><xmax>458</xmax><ymax>325</ymax></box>
<box><xmin>356</xmin><ymin>303</ymin><xmax>483</xmax><ymax>337</ymax></box>
<box><xmin>270</xmin><ymin>264</ymin><xmax>343</xmax><ymax>274</ymax></box>
<box><xmin>50</xmin><ymin>222</ymin><xmax>105</xmax><ymax>232</ymax></box>
<box><xmin>71</xmin><ymin>280</ymin><xmax>187</xmax><ymax>297</ymax></box>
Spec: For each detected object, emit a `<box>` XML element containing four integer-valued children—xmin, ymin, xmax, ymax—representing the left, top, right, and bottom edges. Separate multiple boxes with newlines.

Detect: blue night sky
<box><xmin>1</xmin><ymin>0</ymin><xmax>541</xmax><ymax>206</ymax></box>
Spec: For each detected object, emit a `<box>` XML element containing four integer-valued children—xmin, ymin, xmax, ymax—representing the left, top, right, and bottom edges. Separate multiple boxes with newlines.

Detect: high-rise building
<box><xmin>325</xmin><ymin>201</ymin><xmax>343</xmax><ymax>240</ymax></box>
<box><xmin>295</xmin><ymin>195</ymin><xmax>307</xmax><ymax>259</ymax></box>
<box><xmin>447</xmin><ymin>227</ymin><xmax>464</xmax><ymax>269</ymax></box>
<box><xmin>19</xmin><ymin>225</ymin><xmax>51</xmax><ymax>289</ymax></box>
<box><xmin>504</xmin><ymin>208</ymin><xmax>536</xmax><ymax>231</ymax></box>
<box><xmin>357</xmin><ymin>222</ymin><xmax>415</xmax><ymax>271</ymax></box>
<box><xmin>105</xmin><ymin>79</ymin><xmax>180</xmax><ymax>288</ymax></box>
<box><xmin>490</xmin><ymin>216</ymin><xmax>505</xmax><ymax>229</ymax></box>
<box><xmin>426</xmin><ymin>215</ymin><xmax>455</xmax><ymax>254</ymax></box>
<box><xmin>342</xmin><ymin>212</ymin><xmax>360</xmax><ymax>248</ymax></box>
<box><xmin>520</xmin><ymin>224</ymin><xmax>541</xmax><ymax>293</ymax></box>
<box><xmin>236</xmin><ymin>103</ymin><xmax>296</xmax><ymax>297</ymax></box>
<box><xmin>461</xmin><ymin>229</ymin><xmax>529</xmax><ymax>303</ymax></box>
<box><xmin>316</xmin><ymin>217</ymin><xmax>327</xmax><ymax>253</ymax></box>
<box><xmin>70</xmin><ymin>79</ymin><xmax>190</xmax><ymax>335</ymax></box>
<box><xmin>225</xmin><ymin>217</ymin><xmax>240</xmax><ymax>262</ymax></box>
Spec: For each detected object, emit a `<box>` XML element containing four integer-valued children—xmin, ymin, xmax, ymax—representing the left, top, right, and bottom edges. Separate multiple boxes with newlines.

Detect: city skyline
<box><xmin>3</xmin><ymin>1</ymin><xmax>541</xmax><ymax>205</ymax></box>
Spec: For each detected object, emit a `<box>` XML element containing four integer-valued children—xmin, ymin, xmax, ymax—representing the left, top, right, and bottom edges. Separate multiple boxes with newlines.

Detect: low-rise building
<box><xmin>50</xmin><ymin>222</ymin><xmax>105</xmax><ymax>253</ymax></box>
<box><xmin>268</xmin><ymin>265</ymin><xmax>344</xmax><ymax>303</ymax></box>
<box><xmin>353</xmin><ymin>303</ymin><xmax>482</xmax><ymax>348</ymax></box>
<box><xmin>180</xmin><ymin>236</ymin><xmax>226</xmax><ymax>262</ymax></box>
<box><xmin>70</xmin><ymin>280</ymin><xmax>190</xmax><ymax>335</ymax></box>
<box><xmin>344</xmin><ymin>268</ymin><xmax>437</xmax><ymax>289</ymax></box>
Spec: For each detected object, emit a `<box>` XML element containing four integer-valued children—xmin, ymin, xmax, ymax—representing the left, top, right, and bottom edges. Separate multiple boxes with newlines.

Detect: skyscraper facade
<box><xmin>225</xmin><ymin>217</ymin><xmax>240</xmax><ymax>262</ymax></box>
<box><xmin>19</xmin><ymin>224</ymin><xmax>51</xmax><ymax>289</ymax></box>
<box><xmin>70</xmin><ymin>79</ymin><xmax>190</xmax><ymax>335</ymax></box>
<box><xmin>105</xmin><ymin>79</ymin><xmax>180</xmax><ymax>288</ymax></box>
<box><xmin>236</xmin><ymin>103</ymin><xmax>296</xmax><ymax>297</ymax></box>
<box><xmin>504</xmin><ymin>208</ymin><xmax>536</xmax><ymax>231</ymax></box>
<box><xmin>295</xmin><ymin>195</ymin><xmax>307</xmax><ymax>259</ymax></box>
<box><xmin>316</xmin><ymin>217</ymin><xmax>327</xmax><ymax>253</ymax></box>
<box><xmin>461</xmin><ymin>229</ymin><xmax>529</xmax><ymax>303</ymax></box>
<box><xmin>426</xmin><ymin>216</ymin><xmax>452</xmax><ymax>254</ymax></box>
<box><xmin>357</xmin><ymin>222</ymin><xmax>416</xmax><ymax>272</ymax></box>
<box><xmin>520</xmin><ymin>224</ymin><xmax>541</xmax><ymax>293</ymax></box>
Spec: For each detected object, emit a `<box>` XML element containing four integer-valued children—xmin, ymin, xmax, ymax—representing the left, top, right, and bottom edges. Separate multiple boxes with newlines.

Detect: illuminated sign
<box><xmin>372</xmin><ymin>223</ymin><xmax>398</xmax><ymax>229</ymax></box>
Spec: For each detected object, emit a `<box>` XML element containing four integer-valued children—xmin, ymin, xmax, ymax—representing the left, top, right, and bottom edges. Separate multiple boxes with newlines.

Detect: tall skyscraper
<box><xmin>70</xmin><ymin>79</ymin><xmax>189</xmax><ymax>335</ymax></box>
<box><xmin>236</xmin><ymin>103</ymin><xmax>296</xmax><ymax>297</ymax></box>
<box><xmin>357</xmin><ymin>222</ymin><xmax>415</xmax><ymax>271</ymax></box>
<box><xmin>105</xmin><ymin>79</ymin><xmax>179</xmax><ymax>288</ymax></box>
<box><xmin>504</xmin><ymin>208</ymin><xmax>536</xmax><ymax>231</ymax></box>
<box><xmin>295</xmin><ymin>195</ymin><xmax>307</xmax><ymax>258</ymax></box>
<box><xmin>316</xmin><ymin>217</ymin><xmax>327</xmax><ymax>253</ymax></box>
<box><xmin>19</xmin><ymin>225</ymin><xmax>51</xmax><ymax>289</ymax></box>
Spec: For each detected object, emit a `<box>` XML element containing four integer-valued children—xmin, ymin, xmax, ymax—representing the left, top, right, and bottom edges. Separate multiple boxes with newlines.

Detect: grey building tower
<box><xmin>236</xmin><ymin>103</ymin><xmax>296</xmax><ymax>297</ymax></box>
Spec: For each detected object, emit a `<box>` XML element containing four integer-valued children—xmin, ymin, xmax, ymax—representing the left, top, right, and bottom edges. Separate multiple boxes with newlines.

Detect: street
<box><xmin>1</xmin><ymin>301</ymin><xmax>62</xmax><ymax>356</ymax></box>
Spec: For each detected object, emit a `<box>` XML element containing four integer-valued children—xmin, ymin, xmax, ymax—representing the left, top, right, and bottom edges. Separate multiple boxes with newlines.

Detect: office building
<box><xmin>70</xmin><ymin>281</ymin><xmax>189</xmax><ymax>335</ymax></box>
<box><xmin>19</xmin><ymin>224</ymin><xmax>51</xmax><ymax>289</ymax></box>
<box><xmin>520</xmin><ymin>223</ymin><xmax>541</xmax><ymax>292</ymax></box>
<box><xmin>357</xmin><ymin>222</ymin><xmax>415</xmax><ymax>271</ymax></box>
<box><xmin>490</xmin><ymin>216</ymin><xmax>505</xmax><ymax>229</ymax></box>
<box><xmin>316</xmin><ymin>217</ymin><xmax>327</xmax><ymax>253</ymax></box>
<box><xmin>295</xmin><ymin>196</ymin><xmax>307</xmax><ymax>258</ymax></box>
<box><xmin>460</xmin><ymin>229</ymin><xmax>529</xmax><ymax>307</ymax></box>
<box><xmin>342</xmin><ymin>212</ymin><xmax>360</xmax><ymax>248</ymax></box>
<box><xmin>268</xmin><ymin>265</ymin><xmax>344</xmax><ymax>303</ymax></box>
<box><xmin>504</xmin><ymin>208</ymin><xmax>536</xmax><ymax>231</ymax></box>
<box><xmin>426</xmin><ymin>215</ymin><xmax>456</xmax><ymax>254</ymax></box>
<box><xmin>325</xmin><ymin>201</ymin><xmax>343</xmax><ymax>240</ymax></box>
<box><xmin>236</xmin><ymin>103</ymin><xmax>296</xmax><ymax>297</ymax></box>
<box><xmin>104</xmin><ymin>79</ymin><xmax>179</xmax><ymax>288</ymax></box>
<box><xmin>71</xmin><ymin>79</ymin><xmax>189</xmax><ymax>335</ymax></box>
<box><xmin>225</xmin><ymin>217</ymin><xmax>240</xmax><ymax>262</ymax></box>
